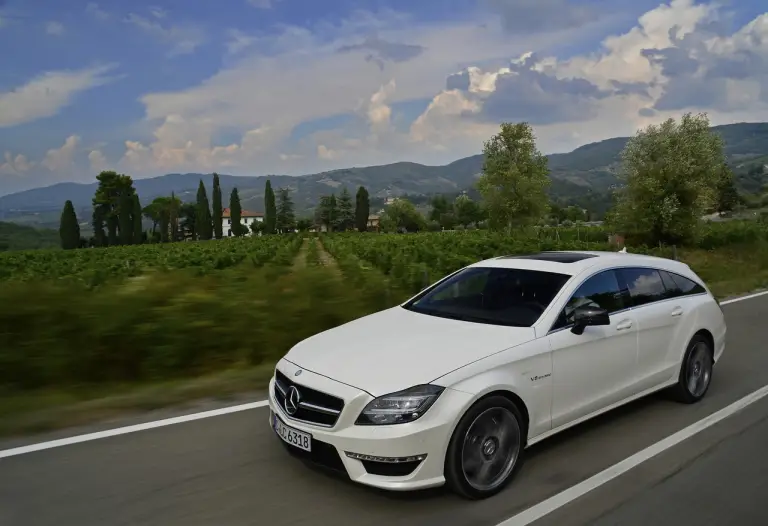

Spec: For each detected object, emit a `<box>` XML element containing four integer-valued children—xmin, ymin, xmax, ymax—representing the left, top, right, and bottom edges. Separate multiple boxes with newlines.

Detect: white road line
<box><xmin>496</xmin><ymin>383</ymin><xmax>768</xmax><ymax>526</ymax></box>
<box><xmin>720</xmin><ymin>289</ymin><xmax>768</xmax><ymax>305</ymax></box>
<box><xmin>1</xmin><ymin>288</ymin><xmax>766</xmax><ymax>460</ymax></box>
<box><xmin>0</xmin><ymin>401</ymin><xmax>269</xmax><ymax>459</ymax></box>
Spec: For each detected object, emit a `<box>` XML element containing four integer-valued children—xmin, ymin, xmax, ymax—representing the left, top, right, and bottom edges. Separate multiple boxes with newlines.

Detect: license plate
<box><xmin>272</xmin><ymin>412</ymin><xmax>312</xmax><ymax>452</ymax></box>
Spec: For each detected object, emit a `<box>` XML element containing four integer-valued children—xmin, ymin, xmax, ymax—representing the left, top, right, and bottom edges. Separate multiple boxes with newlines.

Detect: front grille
<box><xmin>280</xmin><ymin>437</ymin><xmax>348</xmax><ymax>474</ymax></box>
<box><xmin>274</xmin><ymin>369</ymin><xmax>345</xmax><ymax>427</ymax></box>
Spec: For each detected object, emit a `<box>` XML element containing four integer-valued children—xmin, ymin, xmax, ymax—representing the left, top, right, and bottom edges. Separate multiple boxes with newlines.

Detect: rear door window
<box><xmin>619</xmin><ymin>268</ymin><xmax>668</xmax><ymax>307</ymax></box>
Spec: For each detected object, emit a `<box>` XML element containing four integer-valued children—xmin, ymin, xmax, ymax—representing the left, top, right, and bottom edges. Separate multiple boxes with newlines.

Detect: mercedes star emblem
<box><xmin>285</xmin><ymin>386</ymin><xmax>301</xmax><ymax>416</ymax></box>
<box><xmin>294</xmin><ymin>369</ymin><xmax>302</xmax><ymax>377</ymax></box>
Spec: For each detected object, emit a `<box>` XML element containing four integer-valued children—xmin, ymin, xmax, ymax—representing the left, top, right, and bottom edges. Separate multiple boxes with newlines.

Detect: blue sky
<box><xmin>1</xmin><ymin>0</ymin><xmax>767</xmax><ymax>195</ymax></box>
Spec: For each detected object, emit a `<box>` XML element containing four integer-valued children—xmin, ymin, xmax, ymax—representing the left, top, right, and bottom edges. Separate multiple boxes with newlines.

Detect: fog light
<box><xmin>344</xmin><ymin>452</ymin><xmax>427</xmax><ymax>463</ymax></box>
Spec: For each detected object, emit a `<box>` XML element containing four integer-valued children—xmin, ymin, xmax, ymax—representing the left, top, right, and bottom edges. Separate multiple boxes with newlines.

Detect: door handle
<box><xmin>616</xmin><ymin>319</ymin><xmax>633</xmax><ymax>331</ymax></box>
<box><xmin>671</xmin><ymin>306</ymin><xmax>683</xmax><ymax>317</ymax></box>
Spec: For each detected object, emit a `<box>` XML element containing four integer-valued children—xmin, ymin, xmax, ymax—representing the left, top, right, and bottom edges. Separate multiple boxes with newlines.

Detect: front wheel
<box><xmin>671</xmin><ymin>334</ymin><xmax>714</xmax><ymax>404</ymax></box>
<box><xmin>444</xmin><ymin>395</ymin><xmax>526</xmax><ymax>500</ymax></box>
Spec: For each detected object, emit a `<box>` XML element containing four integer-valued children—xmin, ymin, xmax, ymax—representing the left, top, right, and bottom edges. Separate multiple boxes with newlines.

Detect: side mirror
<box><xmin>571</xmin><ymin>305</ymin><xmax>610</xmax><ymax>335</ymax></box>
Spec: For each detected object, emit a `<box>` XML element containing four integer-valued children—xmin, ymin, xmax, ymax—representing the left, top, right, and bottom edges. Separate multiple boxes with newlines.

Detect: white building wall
<box><xmin>223</xmin><ymin>216</ymin><xmax>264</xmax><ymax>237</ymax></box>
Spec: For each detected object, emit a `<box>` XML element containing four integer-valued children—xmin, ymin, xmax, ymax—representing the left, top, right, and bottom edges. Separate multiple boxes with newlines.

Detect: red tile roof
<box><xmin>223</xmin><ymin>207</ymin><xmax>263</xmax><ymax>218</ymax></box>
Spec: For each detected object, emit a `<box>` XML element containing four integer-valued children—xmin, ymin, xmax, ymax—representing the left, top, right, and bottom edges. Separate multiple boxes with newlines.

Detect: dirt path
<box><xmin>291</xmin><ymin>238</ymin><xmax>309</xmax><ymax>270</ymax></box>
<box><xmin>316</xmin><ymin>238</ymin><xmax>342</xmax><ymax>277</ymax></box>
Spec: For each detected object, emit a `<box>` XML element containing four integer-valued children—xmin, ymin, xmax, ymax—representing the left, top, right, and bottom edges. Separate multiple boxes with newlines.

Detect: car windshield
<box><xmin>402</xmin><ymin>266</ymin><xmax>571</xmax><ymax>327</ymax></box>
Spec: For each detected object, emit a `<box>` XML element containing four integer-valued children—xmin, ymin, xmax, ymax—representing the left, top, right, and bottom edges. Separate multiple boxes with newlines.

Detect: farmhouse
<box><xmin>223</xmin><ymin>208</ymin><xmax>264</xmax><ymax>237</ymax></box>
<box><xmin>367</xmin><ymin>214</ymin><xmax>381</xmax><ymax>232</ymax></box>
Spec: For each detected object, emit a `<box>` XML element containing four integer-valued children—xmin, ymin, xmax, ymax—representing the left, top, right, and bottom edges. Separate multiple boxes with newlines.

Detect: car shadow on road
<box><xmin>294</xmin><ymin>390</ymin><xmax>674</xmax><ymax>504</ymax></box>
<box><xmin>524</xmin><ymin>392</ymin><xmax>669</xmax><ymax>462</ymax></box>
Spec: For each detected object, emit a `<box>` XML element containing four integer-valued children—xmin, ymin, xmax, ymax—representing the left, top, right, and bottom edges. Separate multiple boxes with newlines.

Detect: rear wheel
<box><xmin>671</xmin><ymin>334</ymin><xmax>714</xmax><ymax>404</ymax></box>
<box><xmin>444</xmin><ymin>395</ymin><xmax>526</xmax><ymax>500</ymax></box>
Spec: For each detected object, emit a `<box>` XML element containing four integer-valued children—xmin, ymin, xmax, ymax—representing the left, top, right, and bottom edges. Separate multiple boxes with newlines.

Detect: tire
<box><xmin>444</xmin><ymin>395</ymin><xmax>526</xmax><ymax>500</ymax></box>
<box><xmin>671</xmin><ymin>334</ymin><xmax>714</xmax><ymax>404</ymax></box>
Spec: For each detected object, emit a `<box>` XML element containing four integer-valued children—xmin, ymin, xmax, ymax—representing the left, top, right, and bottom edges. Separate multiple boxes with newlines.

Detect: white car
<box><xmin>267</xmin><ymin>250</ymin><xmax>726</xmax><ymax>499</ymax></box>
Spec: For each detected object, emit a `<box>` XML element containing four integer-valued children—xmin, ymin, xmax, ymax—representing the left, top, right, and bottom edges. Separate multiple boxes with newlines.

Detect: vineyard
<box><xmin>0</xmin><ymin>235</ymin><xmax>303</xmax><ymax>285</ymax></box>
<box><xmin>323</xmin><ymin>221</ymin><xmax>768</xmax><ymax>295</ymax></box>
<box><xmin>2</xmin><ymin>221</ymin><xmax>768</xmax><ymax>428</ymax></box>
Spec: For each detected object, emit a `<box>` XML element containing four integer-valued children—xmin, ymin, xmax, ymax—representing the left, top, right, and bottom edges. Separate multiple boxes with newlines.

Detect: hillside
<box><xmin>1</xmin><ymin>122</ymin><xmax>767</xmax><ymax>227</ymax></box>
<box><xmin>0</xmin><ymin>221</ymin><xmax>60</xmax><ymax>251</ymax></box>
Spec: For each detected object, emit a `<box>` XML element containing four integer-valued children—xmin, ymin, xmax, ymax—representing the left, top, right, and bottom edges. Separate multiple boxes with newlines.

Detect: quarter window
<box><xmin>670</xmin><ymin>272</ymin><xmax>706</xmax><ymax>296</ymax></box>
<box><xmin>659</xmin><ymin>270</ymin><xmax>682</xmax><ymax>299</ymax></box>
<box><xmin>553</xmin><ymin>270</ymin><xmax>627</xmax><ymax>330</ymax></box>
<box><xmin>620</xmin><ymin>268</ymin><xmax>667</xmax><ymax>307</ymax></box>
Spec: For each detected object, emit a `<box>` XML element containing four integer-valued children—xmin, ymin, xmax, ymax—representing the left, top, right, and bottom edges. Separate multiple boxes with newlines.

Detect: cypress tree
<box><xmin>212</xmin><ymin>173</ymin><xmax>223</xmax><ymax>239</ymax></box>
<box><xmin>264</xmin><ymin>180</ymin><xmax>276</xmax><ymax>234</ymax></box>
<box><xmin>59</xmin><ymin>200</ymin><xmax>80</xmax><ymax>250</ymax></box>
<box><xmin>132</xmin><ymin>194</ymin><xmax>143</xmax><ymax>244</ymax></box>
<box><xmin>355</xmin><ymin>186</ymin><xmax>370</xmax><ymax>232</ymax></box>
<box><xmin>230</xmin><ymin>187</ymin><xmax>243</xmax><ymax>236</ymax></box>
<box><xmin>196</xmin><ymin>179</ymin><xmax>213</xmax><ymax>240</ymax></box>
<box><xmin>169</xmin><ymin>191</ymin><xmax>179</xmax><ymax>242</ymax></box>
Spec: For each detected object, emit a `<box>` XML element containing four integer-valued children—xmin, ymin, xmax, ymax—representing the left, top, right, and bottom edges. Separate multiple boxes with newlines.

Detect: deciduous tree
<box><xmin>337</xmin><ymin>187</ymin><xmax>355</xmax><ymax>231</ymax></box>
<box><xmin>476</xmin><ymin>122</ymin><xmax>550</xmax><ymax>232</ymax></box>
<box><xmin>92</xmin><ymin>170</ymin><xmax>137</xmax><ymax>245</ymax></box>
<box><xmin>454</xmin><ymin>194</ymin><xmax>483</xmax><ymax>227</ymax></box>
<box><xmin>715</xmin><ymin>163</ymin><xmax>739</xmax><ymax>216</ymax></box>
<box><xmin>276</xmin><ymin>188</ymin><xmax>296</xmax><ymax>233</ymax></box>
<box><xmin>380</xmin><ymin>198</ymin><xmax>426</xmax><ymax>232</ymax></box>
<box><xmin>608</xmin><ymin>112</ymin><xmax>726</xmax><ymax>244</ymax></box>
<box><xmin>180</xmin><ymin>203</ymin><xmax>197</xmax><ymax>239</ymax></box>
<box><xmin>316</xmin><ymin>194</ymin><xmax>338</xmax><ymax>231</ymax></box>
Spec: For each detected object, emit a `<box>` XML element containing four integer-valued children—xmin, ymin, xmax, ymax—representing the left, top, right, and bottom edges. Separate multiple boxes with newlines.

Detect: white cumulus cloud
<box><xmin>88</xmin><ymin>150</ymin><xmax>109</xmax><ymax>174</ymax></box>
<box><xmin>0</xmin><ymin>65</ymin><xmax>118</xmax><ymax>128</ymax></box>
<box><xmin>42</xmin><ymin>135</ymin><xmax>81</xmax><ymax>173</ymax></box>
<box><xmin>11</xmin><ymin>0</ymin><xmax>768</xmax><ymax>188</ymax></box>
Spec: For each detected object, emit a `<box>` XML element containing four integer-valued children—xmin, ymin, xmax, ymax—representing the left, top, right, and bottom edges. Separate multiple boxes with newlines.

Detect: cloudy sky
<box><xmin>0</xmin><ymin>0</ymin><xmax>767</xmax><ymax>195</ymax></box>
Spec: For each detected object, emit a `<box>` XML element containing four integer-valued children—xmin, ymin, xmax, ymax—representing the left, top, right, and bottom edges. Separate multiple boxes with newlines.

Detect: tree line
<box><xmin>375</xmin><ymin>113</ymin><xmax>741</xmax><ymax>246</ymax></box>
<box><xmin>58</xmin><ymin>172</ymin><xmax>374</xmax><ymax>249</ymax></box>
<box><xmin>59</xmin><ymin>112</ymin><xmax>742</xmax><ymax>249</ymax></box>
<box><xmin>313</xmin><ymin>186</ymin><xmax>370</xmax><ymax>232</ymax></box>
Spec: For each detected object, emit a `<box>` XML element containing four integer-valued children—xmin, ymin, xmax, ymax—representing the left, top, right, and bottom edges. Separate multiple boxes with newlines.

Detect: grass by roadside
<box><xmin>0</xmin><ymin>262</ymin><xmax>385</xmax><ymax>438</ymax></box>
<box><xmin>0</xmin><ymin>365</ymin><xmax>275</xmax><ymax>437</ymax></box>
<box><xmin>677</xmin><ymin>245</ymin><xmax>768</xmax><ymax>299</ymax></box>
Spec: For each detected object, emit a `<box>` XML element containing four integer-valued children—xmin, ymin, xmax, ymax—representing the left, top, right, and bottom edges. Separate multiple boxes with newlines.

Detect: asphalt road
<box><xmin>2</xmin><ymin>295</ymin><xmax>768</xmax><ymax>526</ymax></box>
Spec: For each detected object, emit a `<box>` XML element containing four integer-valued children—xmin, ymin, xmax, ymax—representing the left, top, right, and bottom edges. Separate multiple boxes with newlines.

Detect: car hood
<box><xmin>282</xmin><ymin>306</ymin><xmax>536</xmax><ymax>397</ymax></box>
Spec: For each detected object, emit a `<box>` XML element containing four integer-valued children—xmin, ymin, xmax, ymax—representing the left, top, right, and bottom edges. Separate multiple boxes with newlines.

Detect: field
<box><xmin>3</xmin><ymin>222</ymin><xmax>768</xmax><ymax>435</ymax></box>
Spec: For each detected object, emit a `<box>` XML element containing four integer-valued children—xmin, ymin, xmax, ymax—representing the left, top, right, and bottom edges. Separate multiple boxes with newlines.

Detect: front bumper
<box><xmin>266</xmin><ymin>361</ymin><xmax>472</xmax><ymax>491</ymax></box>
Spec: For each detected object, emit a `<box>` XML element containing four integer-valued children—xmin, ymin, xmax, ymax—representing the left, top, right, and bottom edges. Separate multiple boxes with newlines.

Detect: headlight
<box><xmin>355</xmin><ymin>385</ymin><xmax>445</xmax><ymax>425</ymax></box>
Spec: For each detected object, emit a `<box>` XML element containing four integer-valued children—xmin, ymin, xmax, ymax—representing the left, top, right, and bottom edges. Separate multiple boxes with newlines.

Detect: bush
<box><xmin>0</xmin><ymin>263</ymin><xmax>371</xmax><ymax>391</ymax></box>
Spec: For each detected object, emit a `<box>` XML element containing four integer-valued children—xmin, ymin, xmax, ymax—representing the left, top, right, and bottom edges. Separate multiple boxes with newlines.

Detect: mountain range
<box><xmin>2</xmin><ymin>122</ymin><xmax>767</xmax><ymax>230</ymax></box>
